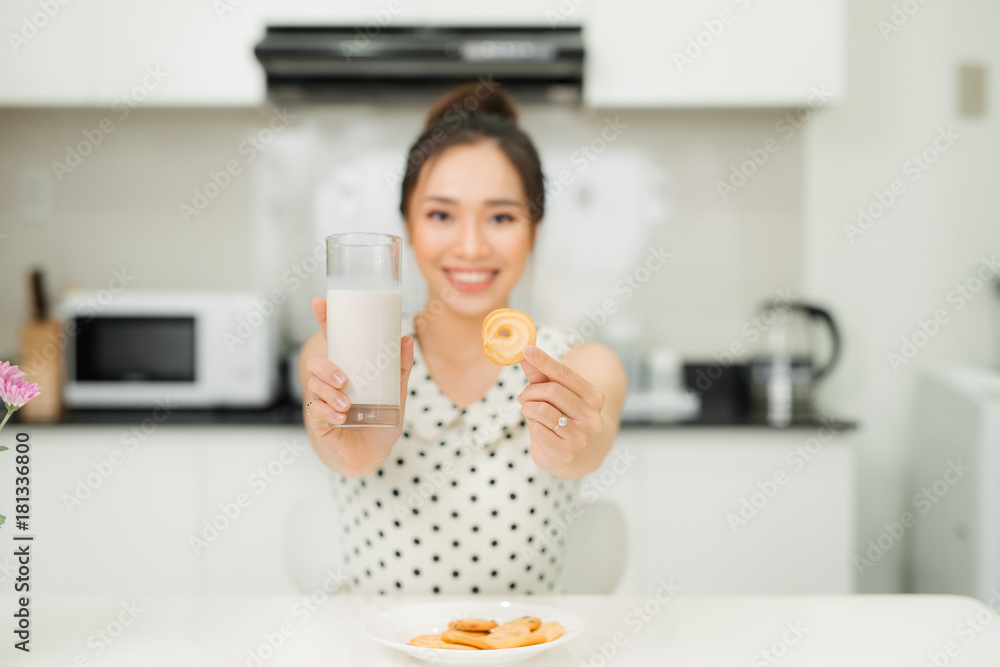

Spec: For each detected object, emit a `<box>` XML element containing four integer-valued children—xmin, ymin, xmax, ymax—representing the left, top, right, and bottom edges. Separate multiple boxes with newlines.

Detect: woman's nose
<box><xmin>454</xmin><ymin>218</ymin><xmax>489</xmax><ymax>258</ymax></box>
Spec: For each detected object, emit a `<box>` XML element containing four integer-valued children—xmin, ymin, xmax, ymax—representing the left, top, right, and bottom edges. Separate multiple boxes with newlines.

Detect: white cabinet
<box><xmin>585</xmin><ymin>0</ymin><xmax>845</xmax><ymax>107</ymax></box>
<box><xmin>0</xmin><ymin>0</ymin><xmax>844</xmax><ymax>107</ymax></box>
<box><xmin>0</xmin><ymin>0</ymin><xmax>265</xmax><ymax>107</ymax></box>
<box><xmin>93</xmin><ymin>0</ymin><xmax>265</xmax><ymax>106</ymax></box>
<box><xmin>423</xmin><ymin>0</ymin><xmax>567</xmax><ymax>25</ymax></box>
<box><xmin>263</xmin><ymin>0</ymin><xmax>563</xmax><ymax>26</ymax></box>
<box><xmin>587</xmin><ymin>427</ymin><xmax>856</xmax><ymax>595</ymax></box>
<box><xmin>262</xmin><ymin>0</ymin><xmax>421</xmax><ymax>26</ymax></box>
<box><xmin>0</xmin><ymin>0</ymin><xmax>95</xmax><ymax>105</ymax></box>
<box><xmin>16</xmin><ymin>424</ymin><xmax>853</xmax><ymax>596</ymax></box>
<box><xmin>24</xmin><ymin>426</ymin><xmax>202</xmax><ymax>595</ymax></box>
<box><xmin>19</xmin><ymin>425</ymin><xmax>329</xmax><ymax>595</ymax></box>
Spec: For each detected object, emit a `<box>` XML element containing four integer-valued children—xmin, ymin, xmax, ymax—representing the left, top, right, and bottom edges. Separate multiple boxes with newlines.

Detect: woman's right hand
<box><xmin>298</xmin><ymin>296</ymin><xmax>415</xmax><ymax>477</ymax></box>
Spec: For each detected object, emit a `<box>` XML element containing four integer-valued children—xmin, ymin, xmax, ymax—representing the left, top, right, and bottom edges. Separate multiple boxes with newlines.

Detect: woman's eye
<box><xmin>428</xmin><ymin>210</ymin><xmax>451</xmax><ymax>222</ymax></box>
<box><xmin>490</xmin><ymin>213</ymin><xmax>516</xmax><ymax>224</ymax></box>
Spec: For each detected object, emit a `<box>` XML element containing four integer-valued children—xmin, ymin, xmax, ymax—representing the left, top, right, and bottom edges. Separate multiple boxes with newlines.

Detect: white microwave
<box><xmin>60</xmin><ymin>289</ymin><xmax>280</xmax><ymax>409</ymax></box>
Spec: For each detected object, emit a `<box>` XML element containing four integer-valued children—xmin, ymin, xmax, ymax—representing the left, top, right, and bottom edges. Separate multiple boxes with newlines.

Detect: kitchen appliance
<box><xmin>253</xmin><ymin>26</ymin><xmax>584</xmax><ymax>103</ymax></box>
<box><xmin>682</xmin><ymin>362</ymin><xmax>749</xmax><ymax>423</ymax></box>
<box><xmin>908</xmin><ymin>364</ymin><xmax>1000</xmax><ymax>603</ymax></box>
<box><xmin>59</xmin><ymin>289</ymin><xmax>280</xmax><ymax>409</ymax></box>
<box><xmin>746</xmin><ymin>301</ymin><xmax>841</xmax><ymax>425</ymax></box>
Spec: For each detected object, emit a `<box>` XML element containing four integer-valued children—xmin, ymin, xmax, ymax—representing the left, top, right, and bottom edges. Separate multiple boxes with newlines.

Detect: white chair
<box><xmin>283</xmin><ymin>491</ymin><xmax>345</xmax><ymax>594</ymax></box>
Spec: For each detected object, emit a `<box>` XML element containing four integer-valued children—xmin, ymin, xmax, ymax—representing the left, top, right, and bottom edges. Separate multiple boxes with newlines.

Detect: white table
<box><xmin>2</xmin><ymin>594</ymin><xmax>999</xmax><ymax>665</ymax></box>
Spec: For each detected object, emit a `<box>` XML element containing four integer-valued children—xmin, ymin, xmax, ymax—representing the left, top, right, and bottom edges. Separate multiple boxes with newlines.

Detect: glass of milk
<box><xmin>326</xmin><ymin>232</ymin><xmax>402</xmax><ymax>427</ymax></box>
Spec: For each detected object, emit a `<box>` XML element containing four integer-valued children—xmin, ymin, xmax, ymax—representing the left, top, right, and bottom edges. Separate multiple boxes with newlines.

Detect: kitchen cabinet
<box><xmin>22</xmin><ymin>425</ymin><xmax>326</xmax><ymax>595</ymax></box>
<box><xmin>423</xmin><ymin>0</ymin><xmax>568</xmax><ymax>25</ymax></box>
<box><xmin>0</xmin><ymin>0</ymin><xmax>265</xmax><ymax>106</ymax></box>
<box><xmin>93</xmin><ymin>0</ymin><xmax>265</xmax><ymax>106</ymax></box>
<box><xmin>20</xmin><ymin>423</ymin><xmax>853</xmax><ymax>595</ymax></box>
<box><xmin>0</xmin><ymin>0</ymin><xmax>95</xmax><ymax>105</ymax></box>
<box><xmin>585</xmin><ymin>0</ymin><xmax>845</xmax><ymax>107</ymax></box>
<box><xmin>1</xmin><ymin>0</ymin><xmax>844</xmax><ymax>108</ymax></box>
<box><xmin>262</xmin><ymin>0</ymin><xmax>569</xmax><ymax>26</ymax></box>
<box><xmin>263</xmin><ymin>0</ymin><xmax>418</xmax><ymax>26</ymax></box>
<box><xmin>594</xmin><ymin>427</ymin><xmax>855</xmax><ymax>595</ymax></box>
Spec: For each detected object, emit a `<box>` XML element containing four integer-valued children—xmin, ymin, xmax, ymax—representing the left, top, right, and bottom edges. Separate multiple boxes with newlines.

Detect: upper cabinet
<box><xmin>0</xmin><ymin>0</ymin><xmax>95</xmax><ymax>105</ymax></box>
<box><xmin>0</xmin><ymin>0</ymin><xmax>265</xmax><ymax>107</ymax></box>
<box><xmin>92</xmin><ymin>0</ymin><xmax>265</xmax><ymax>106</ymax></box>
<box><xmin>262</xmin><ymin>0</ymin><xmax>563</xmax><ymax>25</ymax></box>
<box><xmin>586</xmin><ymin>0</ymin><xmax>845</xmax><ymax>107</ymax></box>
<box><xmin>0</xmin><ymin>0</ymin><xmax>843</xmax><ymax>108</ymax></box>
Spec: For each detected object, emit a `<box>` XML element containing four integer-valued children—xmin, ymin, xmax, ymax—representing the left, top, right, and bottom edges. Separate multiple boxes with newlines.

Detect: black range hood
<box><xmin>254</xmin><ymin>26</ymin><xmax>584</xmax><ymax>103</ymax></box>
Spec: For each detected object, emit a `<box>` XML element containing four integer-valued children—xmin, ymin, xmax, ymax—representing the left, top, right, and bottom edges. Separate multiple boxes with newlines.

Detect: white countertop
<box><xmin>2</xmin><ymin>594</ymin><xmax>999</xmax><ymax>665</ymax></box>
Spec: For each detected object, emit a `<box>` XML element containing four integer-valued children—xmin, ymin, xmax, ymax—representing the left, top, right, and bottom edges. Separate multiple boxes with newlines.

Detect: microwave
<box><xmin>60</xmin><ymin>289</ymin><xmax>280</xmax><ymax>409</ymax></box>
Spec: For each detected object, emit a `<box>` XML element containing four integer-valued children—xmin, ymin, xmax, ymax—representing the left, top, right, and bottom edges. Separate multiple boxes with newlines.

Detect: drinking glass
<box><xmin>326</xmin><ymin>232</ymin><xmax>402</xmax><ymax>427</ymax></box>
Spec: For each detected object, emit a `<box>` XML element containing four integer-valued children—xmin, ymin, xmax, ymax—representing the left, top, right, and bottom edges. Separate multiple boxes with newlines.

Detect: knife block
<box><xmin>17</xmin><ymin>320</ymin><xmax>66</xmax><ymax>422</ymax></box>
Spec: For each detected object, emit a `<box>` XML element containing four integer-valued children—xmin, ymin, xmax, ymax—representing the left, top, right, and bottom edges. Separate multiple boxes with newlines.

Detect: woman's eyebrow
<box><xmin>421</xmin><ymin>196</ymin><xmax>525</xmax><ymax>208</ymax></box>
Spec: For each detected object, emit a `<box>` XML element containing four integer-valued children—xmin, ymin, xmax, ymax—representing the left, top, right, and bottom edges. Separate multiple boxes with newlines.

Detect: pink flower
<box><xmin>0</xmin><ymin>376</ymin><xmax>40</xmax><ymax>410</ymax></box>
<box><xmin>0</xmin><ymin>361</ymin><xmax>25</xmax><ymax>384</ymax></box>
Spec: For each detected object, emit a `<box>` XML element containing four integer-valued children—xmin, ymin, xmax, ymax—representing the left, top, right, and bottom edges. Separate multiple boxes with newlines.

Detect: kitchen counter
<box><xmin>10</xmin><ymin>397</ymin><xmax>857</xmax><ymax>429</ymax></box>
<box><xmin>1</xmin><ymin>594</ymin><xmax>996</xmax><ymax>664</ymax></box>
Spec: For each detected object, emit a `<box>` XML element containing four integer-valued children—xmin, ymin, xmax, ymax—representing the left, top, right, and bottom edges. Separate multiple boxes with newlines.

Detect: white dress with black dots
<box><xmin>330</xmin><ymin>314</ymin><xmax>579</xmax><ymax>596</ymax></box>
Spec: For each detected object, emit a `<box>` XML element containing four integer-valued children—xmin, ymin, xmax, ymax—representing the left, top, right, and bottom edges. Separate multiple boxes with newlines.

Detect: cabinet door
<box><xmin>24</xmin><ymin>426</ymin><xmax>202</xmax><ymax>595</ymax></box>
<box><xmin>263</xmin><ymin>0</ymin><xmax>423</xmax><ymax>24</ymax></box>
<box><xmin>424</xmin><ymin>0</ymin><xmax>569</xmax><ymax>25</ymax></box>
<box><xmin>263</xmin><ymin>0</ymin><xmax>562</xmax><ymax>26</ymax></box>
<box><xmin>0</xmin><ymin>0</ymin><xmax>94</xmax><ymax>105</ymax></box>
<box><xmin>617</xmin><ymin>429</ymin><xmax>854</xmax><ymax>594</ymax></box>
<box><xmin>199</xmin><ymin>427</ymin><xmax>338</xmax><ymax>594</ymax></box>
<box><xmin>93</xmin><ymin>0</ymin><xmax>265</xmax><ymax>106</ymax></box>
<box><xmin>586</xmin><ymin>0</ymin><xmax>844</xmax><ymax>107</ymax></box>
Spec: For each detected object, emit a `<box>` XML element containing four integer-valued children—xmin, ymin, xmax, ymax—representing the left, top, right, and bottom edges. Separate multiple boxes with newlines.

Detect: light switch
<box><xmin>958</xmin><ymin>63</ymin><xmax>987</xmax><ymax>117</ymax></box>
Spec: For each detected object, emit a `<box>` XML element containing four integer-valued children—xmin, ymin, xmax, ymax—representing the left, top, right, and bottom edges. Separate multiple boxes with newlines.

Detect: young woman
<box><xmin>297</xmin><ymin>83</ymin><xmax>627</xmax><ymax>595</ymax></box>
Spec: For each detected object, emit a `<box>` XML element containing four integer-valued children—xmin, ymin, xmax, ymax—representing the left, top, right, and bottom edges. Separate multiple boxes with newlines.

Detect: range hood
<box><xmin>254</xmin><ymin>26</ymin><xmax>584</xmax><ymax>103</ymax></box>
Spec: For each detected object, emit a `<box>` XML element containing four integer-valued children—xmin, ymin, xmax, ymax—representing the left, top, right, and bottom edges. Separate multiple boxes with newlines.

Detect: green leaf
<box><xmin>0</xmin><ymin>446</ymin><xmax>8</xmax><ymax>452</ymax></box>
<box><xmin>0</xmin><ymin>515</ymin><xmax>6</xmax><ymax>526</ymax></box>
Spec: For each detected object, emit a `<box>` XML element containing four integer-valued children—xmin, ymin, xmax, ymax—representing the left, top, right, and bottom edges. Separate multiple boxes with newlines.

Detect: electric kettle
<box><xmin>745</xmin><ymin>301</ymin><xmax>841</xmax><ymax>426</ymax></box>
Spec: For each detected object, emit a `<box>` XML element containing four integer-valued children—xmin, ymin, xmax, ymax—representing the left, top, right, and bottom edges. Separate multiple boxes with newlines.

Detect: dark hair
<box><xmin>399</xmin><ymin>82</ymin><xmax>545</xmax><ymax>223</ymax></box>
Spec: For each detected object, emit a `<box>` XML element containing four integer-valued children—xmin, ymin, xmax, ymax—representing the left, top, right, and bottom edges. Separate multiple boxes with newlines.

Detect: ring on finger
<box><xmin>551</xmin><ymin>415</ymin><xmax>568</xmax><ymax>433</ymax></box>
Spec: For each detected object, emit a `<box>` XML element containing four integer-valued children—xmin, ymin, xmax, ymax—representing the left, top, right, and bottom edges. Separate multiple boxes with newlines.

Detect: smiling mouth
<box><xmin>443</xmin><ymin>268</ymin><xmax>500</xmax><ymax>292</ymax></box>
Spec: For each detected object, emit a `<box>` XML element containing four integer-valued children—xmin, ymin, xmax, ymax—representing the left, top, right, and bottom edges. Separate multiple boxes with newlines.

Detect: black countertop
<box><xmin>10</xmin><ymin>397</ymin><xmax>857</xmax><ymax>430</ymax></box>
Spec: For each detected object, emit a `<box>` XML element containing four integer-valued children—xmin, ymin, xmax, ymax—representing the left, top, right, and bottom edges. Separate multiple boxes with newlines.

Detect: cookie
<box><xmin>537</xmin><ymin>622</ymin><xmax>564</xmax><ymax>642</ymax></box>
<box><xmin>482</xmin><ymin>308</ymin><xmax>536</xmax><ymax>366</ymax></box>
<box><xmin>408</xmin><ymin>634</ymin><xmax>478</xmax><ymax>650</ymax></box>
<box><xmin>441</xmin><ymin>630</ymin><xmax>494</xmax><ymax>650</ymax></box>
<box><xmin>449</xmin><ymin>619</ymin><xmax>497</xmax><ymax>632</ymax></box>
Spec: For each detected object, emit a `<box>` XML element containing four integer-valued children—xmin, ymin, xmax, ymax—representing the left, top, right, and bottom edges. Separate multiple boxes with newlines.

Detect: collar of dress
<box><xmin>401</xmin><ymin>314</ymin><xmax>529</xmax><ymax>446</ymax></box>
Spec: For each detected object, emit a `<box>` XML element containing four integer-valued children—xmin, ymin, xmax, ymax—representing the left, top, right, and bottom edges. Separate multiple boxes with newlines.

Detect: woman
<box><xmin>297</xmin><ymin>83</ymin><xmax>627</xmax><ymax>595</ymax></box>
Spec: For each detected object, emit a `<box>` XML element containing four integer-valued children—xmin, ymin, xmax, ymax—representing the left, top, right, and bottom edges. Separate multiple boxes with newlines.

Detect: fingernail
<box><xmin>523</xmin><ymin>345</ymin><xmax>537</xmax><ymax>357</ymax></box>
<box><xmin>335</xmin><ymin>396</ymin><xmax>349</xmax><ymax>410</ymax></box>
<box><xmin>332</xmin><ymin>371</ymin><xmax>346</xmax><ymax>386</ymax></box>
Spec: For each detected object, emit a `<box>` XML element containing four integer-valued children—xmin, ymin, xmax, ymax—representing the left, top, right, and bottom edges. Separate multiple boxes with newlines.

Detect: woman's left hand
<box><xmin>517</xmin><ymin>344</ymin><xmax>606</xmax><ymax>476</ymax></box>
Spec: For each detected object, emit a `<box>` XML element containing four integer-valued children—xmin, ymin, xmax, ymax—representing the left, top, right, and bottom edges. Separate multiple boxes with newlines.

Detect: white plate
<box><xmin>364</xmin><ymin>600</ymin><xmax>583</xmax><ymax>665</ymax></box>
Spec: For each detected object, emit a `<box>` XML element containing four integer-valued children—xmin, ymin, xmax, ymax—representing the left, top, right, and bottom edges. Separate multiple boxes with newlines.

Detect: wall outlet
<box><xmin>17</xmin><ymin>168</ymin><xmax>54</xmax><ymax>221</ymax></box>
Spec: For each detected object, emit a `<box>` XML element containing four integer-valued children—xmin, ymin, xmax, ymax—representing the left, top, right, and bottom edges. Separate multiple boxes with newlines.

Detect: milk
<box><xmin>326</xmin><ymin>288</ymin><xmax>402</xmax><ymax>427</ymax></box>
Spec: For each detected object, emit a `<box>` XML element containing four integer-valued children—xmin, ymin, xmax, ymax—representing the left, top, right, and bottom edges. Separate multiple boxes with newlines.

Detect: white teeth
<box><xmin>449</xmin><ymin>271</ymin><xmax>494</xmax><ymax>284</ymax></box>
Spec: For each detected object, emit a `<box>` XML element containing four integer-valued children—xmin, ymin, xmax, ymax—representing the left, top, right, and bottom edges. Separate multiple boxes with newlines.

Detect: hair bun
<box><xmin>424</xmin><ymin>82</ymin><xmax>519</xmax><ymax>128</ymax></box>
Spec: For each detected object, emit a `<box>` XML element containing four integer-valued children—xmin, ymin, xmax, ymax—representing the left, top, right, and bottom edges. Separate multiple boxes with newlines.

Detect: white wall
<box><xmin>0</xmin><ymin>106</ymin><xmax>806</xmax><ymax>363</ymax></box>
<box><xmin>803</xmin><ymin>0</ymin><xmax>1000</xmax><ymax>592</ymax></box>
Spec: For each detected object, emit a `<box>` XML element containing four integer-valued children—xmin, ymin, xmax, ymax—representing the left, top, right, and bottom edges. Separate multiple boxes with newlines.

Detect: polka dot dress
<box><xmin>330</xmin><ymin>314</ymin><xmax>579</xmax><ymax>596</ymax></box>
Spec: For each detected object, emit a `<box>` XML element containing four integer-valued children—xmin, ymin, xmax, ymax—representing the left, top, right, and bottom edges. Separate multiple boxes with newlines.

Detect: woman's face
<box><xmin>407</xmin><ymin>141</ymin><xmax>536</xmax><ymax>319</ymax></box>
